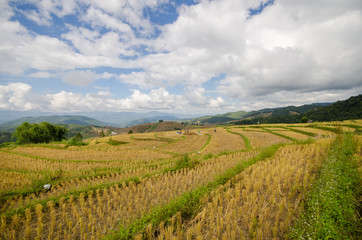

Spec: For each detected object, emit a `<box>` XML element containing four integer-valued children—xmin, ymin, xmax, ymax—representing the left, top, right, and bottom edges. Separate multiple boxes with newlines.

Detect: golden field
<box><xmin>0</xmin><ymin>120</ymin><xmax>360</xmax><ymax>240</ymax></box>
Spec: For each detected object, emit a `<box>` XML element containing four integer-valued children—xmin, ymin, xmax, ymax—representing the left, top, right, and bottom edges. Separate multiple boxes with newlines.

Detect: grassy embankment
<box><xmin>290</xmin><ymin>132</ymin><xmax>361</xmax><ymax>239</ymax></box>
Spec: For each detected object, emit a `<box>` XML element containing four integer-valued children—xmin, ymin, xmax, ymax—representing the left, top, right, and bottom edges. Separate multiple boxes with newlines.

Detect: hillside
<box><xmin>189</xmin><ymin>103</ymin><xmax>330</xmax><ymax>125</ymax></box>
<box><xmin>234</xmin><ymin>95</ymin><xmax>361</xmax><ymax>125</ymax></box>
<box><xmin>241</xmin><ymin>103</ymin><xmax>331</xmax><ymax>119</ymax></box>
<box><xmin>190</xmin><ymin>110</ymin><xmax>248</xmax><ymax>124</ymax></box>
<box><xmin>306</xmin><ymin>94</ymin><xmax>362</xmax><ymax>121</ymax></box>
<box><xmin>0</xmin><ymin>115</ymin><xmax>110</xmax><ymax>132</ymax></box>
<box><xmin>117</xmin><ymin>121</ymin><xmax>188</xmax><ymax>134</ymax></box>
<box><xmin>120</xmin><ymin>115</ymin><xmax>181</xmax><ymax>128</ymax></box>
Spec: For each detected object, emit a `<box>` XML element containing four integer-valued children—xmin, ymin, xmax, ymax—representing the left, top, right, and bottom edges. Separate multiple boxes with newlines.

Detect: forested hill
<box><xmin>306</xmin><ymin>94</ymin><xmax>362</xmax><ymax>121</ymax></box>
<box><xmin>234</xmin><ymin>94</ymin><xmax>362</xmax><ymax>125</ymax></box>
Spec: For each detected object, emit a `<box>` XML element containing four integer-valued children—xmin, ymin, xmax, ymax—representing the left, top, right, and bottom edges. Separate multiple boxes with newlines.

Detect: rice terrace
<box><xmin>0</xmin><ymin>119</ymin><xmax>361</xmax><ymax>240</ymax></box>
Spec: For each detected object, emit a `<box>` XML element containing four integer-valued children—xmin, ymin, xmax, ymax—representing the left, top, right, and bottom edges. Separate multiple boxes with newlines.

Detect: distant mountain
<box><xmin>242</xmin><ymin>103</ymin><xmax>331</xmax><ymax>119</ymax></box>
<box><xmin>0</xmin><ymin>115</ymin><xmax>110</xmax><ymax>132</ymax></box>
<box><xmin>190</xmin><ymin>110</ymin><xmax>248</xmax><ymax>124</ymax></box>
<box><xmin>81</xmin><ymin>111</ymin><xmax>201</xmax><ymax>127</ymax></box>
<box><xmin>189</xmin><ymin>103</ymin><xmax>332</xmax><ymax>124</ymax></box>
<box><xmin>189</xmin><ymin>101</ymin><xmax>348</xmax><ymax>125</ymax></box>
<box><xmin>0</xmin><ymin>110</ymin><xmax>56</xmax><ymax>124</ymax></box>
<box><xmin>121</xmin><ymin>115</ymin><xmax>181</xmax><ymax>128</ymax></box>
<box><xmin>0</xmin><ymin>110</ymin><xmax>202</xmax><ymax>127</ymax></box>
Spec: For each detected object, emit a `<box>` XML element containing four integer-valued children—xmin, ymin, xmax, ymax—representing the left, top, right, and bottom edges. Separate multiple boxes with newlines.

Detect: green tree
<box><xmin>99</xmin><ymin>130</ymin><xmax>105</xmax><ymax>137</ymax></box>
<box><xmin>301</xmin><ymin>116</ymin><xmax>308</xmax><ymax>123</ymax></box>
<box><xmin>69</xmin><ymin>132</ymin><xmax>85</xmax><ymax>146</ymax></box>
<box><xmin>13</xmin><ymin>122</ymin><xmax>67</xmax><ymax>144</ymax></box>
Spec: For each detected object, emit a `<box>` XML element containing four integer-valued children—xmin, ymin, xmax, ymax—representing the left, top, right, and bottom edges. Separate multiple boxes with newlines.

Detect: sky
<box><xmin>0</xmin><ymin>0</ymin><xmax>361</xmax><ymax>114</ymax></box>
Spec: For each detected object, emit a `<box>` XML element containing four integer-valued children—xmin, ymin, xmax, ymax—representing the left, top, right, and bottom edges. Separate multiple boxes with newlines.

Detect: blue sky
<box><xmin>0</xmin><ymin>0</ymin><xmax>361</xmax><ymax>114</ymax></box>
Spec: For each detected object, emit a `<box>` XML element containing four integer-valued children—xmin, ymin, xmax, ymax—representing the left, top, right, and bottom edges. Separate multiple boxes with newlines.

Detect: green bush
<box><xmin>301</xmin><ymin>116</ymin><xmax>308</xmax><ymax>123</ymax></box>
<box><xmin>68</xmin><ymin>132</ymin><xmax>87</xmax><ymax>146</ymax></box>
<box><xmin>13</xmin><ymin>122</ymin><xmax>67</xmax><ymax>144</ymax></box>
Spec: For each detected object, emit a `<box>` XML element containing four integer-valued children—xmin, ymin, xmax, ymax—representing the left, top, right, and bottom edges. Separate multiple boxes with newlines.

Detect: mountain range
<box><xmin>0</xmin><ymin>110</ymin><xmax>201</xmax><ymax>128</ymax></box>
<box><xmin>0</xmin><ymin>94</ymin><xmax>361</xmax><ymax>133</ymax></box>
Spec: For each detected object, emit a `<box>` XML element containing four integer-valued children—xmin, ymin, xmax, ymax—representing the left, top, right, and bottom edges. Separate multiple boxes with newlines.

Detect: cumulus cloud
<box><xmin>45</xmin><ymin>88</ymin><xmax>187</xmax><ymax>112</ymax></box>
<box><xmin>0</xmin><ymin>82</ymin><xmax>38</xmax><ymax>110</ymax></box>
<box><xmin>0</xmin><ymin>81</ymin><xmax>234</xmax><ymax>113</ymax></box>
<box><xmin>122</xmin><ymin>0</ymin><xmax>362</xmax><ymax>109</ymax></box>
<box><xmin>209</xmin><ymin>97</ymin><xmax>227</xmax><ymax>108</ymax></box>
<box><xmin>61</xmin><ymin>26</ymin><xmax>136</xmax><ymax>58</ymax></box>
<box><xmin>1</xmin><ymin>0</ymin><xmax>362</xmax><ymax>112</ymax></box>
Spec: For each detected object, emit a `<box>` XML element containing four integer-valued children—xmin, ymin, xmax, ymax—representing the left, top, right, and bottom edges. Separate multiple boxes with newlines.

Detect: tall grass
<box><xmin>290</xmin><ymin>133</ymin><xmax>361</xmax><ymax>239</ymax></box>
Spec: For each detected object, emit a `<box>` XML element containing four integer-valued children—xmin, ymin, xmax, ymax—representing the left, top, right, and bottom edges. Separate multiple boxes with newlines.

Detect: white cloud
<box><xmin>0</xmin><ymin>82</ymin><xmax>38</xmax><ymax>110</ymax></box>
<box><xmin>61</xmin><ymin>70</ymin><xmax>115</xmax><ymax>86</ymax></box>
<box><xmin>21</xmin><ymin>9</ymin><xmax>52</xmax><ymax>26</ymax></box>
<box><xmin>28</xmin><ymin>71</ymin><xmax>55</xmax><ymax>78</ymax></box>
<box><xmin>61</xmin><ymin>26</ymin><xmax>136</xmax><ymax>58</ymax></box>
<box><xmin>81</xmin><ymin>6</ymin><xmax>134</xmax><ymax>36</ymax></box>
<box><xmin>78</xmin><ymin>0</ymin><xmax>168</xmax><ymax>36</ymax></box>
<box><xmin>1</xmin><ymin>0</ymin><xmax>362</xmax><ymax>113</ymax></box>
<box><xmin>123</xmin><ymin>0</ymin><xmax>362</xmax><ymax>109</ymax></box>
<box><xmin>209</xmin><ymin>97</ymin><xmax>227</xmax><ymax>108</ymax></box>
<box><xmin>0</xmin><ymin>81</ymin><xmax>233</xmax><ymax>113</ymax></box>
<box><xmin>62</xmin><ymin>70</ymin><xmax>97</xmax><ymax>86</ymax></box>
<box><xmin>25</xmin><ymin>0</ymin><xmax>78</xmax><ymax>19</ymax></box>
<box><xmin>184</xmin><ymin>87</ymin><xmax>208</xmax><ymax>105</ymax></box>
<box><xmin>44</xmin><ymin>88</ymin><xmax>185</xmax><ymax>112</ymax></box>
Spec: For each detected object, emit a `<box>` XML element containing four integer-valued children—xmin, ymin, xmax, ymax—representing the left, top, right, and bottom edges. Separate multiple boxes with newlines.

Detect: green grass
<box><xmin>289</xmin><ymin>133</ymin><xmax>361</xmax><ymax>239</ymax></box>
<box><xmin>144</xmin><ymin>123</ymin><xmax>159</xmax><ymax>133</ymax></box>
<box><xmin>311</xmin><ymin>125</ymin><xmax>342</xmax><ymax>134</ymax></box>
<box><xmin>107</xmin><ymin>138</ymin><xmax>129</xmax><ymax>146</ymax></box>
<box><xmin>199</xmin><ymin>133</ymin><xmax>212</xmax><ymax>151</ymax></box>
<box><xmin>226</xmin><ymin>128</ymin><xmax>252</xmax><ymax>150</ymax></box>
<box><xmin>262</xmin><ymin>127</ymin><xmax>297</xmax><ymax>141</ymax></box>
<box><xmin>284</xmin><ymin>126</ymin><xmax>317</xmax><ymax>137</ymax></box>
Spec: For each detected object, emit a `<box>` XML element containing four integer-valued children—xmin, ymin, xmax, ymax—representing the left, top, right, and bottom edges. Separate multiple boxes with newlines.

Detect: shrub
<box><xmin>13</xmin><ymin>122</ymin><xmax>67</xmax><ymax>144</ymax></box>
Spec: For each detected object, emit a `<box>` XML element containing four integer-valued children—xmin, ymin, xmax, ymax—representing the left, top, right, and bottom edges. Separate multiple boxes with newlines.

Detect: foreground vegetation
<box><xmin>290</xmin><ymin>133</ymin><xmax>361</xmax><ymax>239</ymax></box>
<box><xmin>0</xmin><ymin>120</ymin><xmax>360</xmax><ymax>239</ymax></box>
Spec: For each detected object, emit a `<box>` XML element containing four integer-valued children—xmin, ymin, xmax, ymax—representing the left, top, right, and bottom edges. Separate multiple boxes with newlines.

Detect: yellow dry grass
<box><xmin>150</xmin><ymin>139</ymin><xmax>331</xmax><ymax>240</ymax></box>
<box><xmin>202</xmin><ymin>128</ymin><xmax>245</xmax><ymax>154</ymax></box>
<box><xmin>159</xmin><ymin>132</ymin><xmax>209</xmax><ymax>154</ymax></box>
<box><xmin>229</xmin><ymin>128</ymin><xmax>288</xmax><ymax>148</ymax></box>
<box><xmin>8</xmin><ymin>147</ymin><xmax>171</xmax><ymax>162</ymax></box>
<box><xmin>272</xmin><ymin>130</ymin><xmax>311</xmax><ymax>140</ymax></box>
<box><xmin>0</xmin><ymin>171</ymin><xmax>41</xmax><ymax>194</ymax></box>
<box><xmin>1</xmin><ymin>150</ymin><xmax>258</xmax><ymax>240</ymax></box>
<box><xmin>292</xmin><ymin>127</ymin><xmax>334</xmax><ymax>137</ymax></box>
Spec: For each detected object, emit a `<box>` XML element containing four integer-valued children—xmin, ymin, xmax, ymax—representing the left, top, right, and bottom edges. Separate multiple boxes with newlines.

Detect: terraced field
<box><xmin>0</xmin><ymin>121</ymin><xmax>360</xmax><ymax>240</ymax></box>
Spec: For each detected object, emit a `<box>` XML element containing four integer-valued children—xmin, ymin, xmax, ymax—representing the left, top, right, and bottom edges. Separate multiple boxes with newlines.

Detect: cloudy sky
<box><xmin>0</xmin><ymin>0</ymin><xmax>361</xmax><ymax>114</ymax></box>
